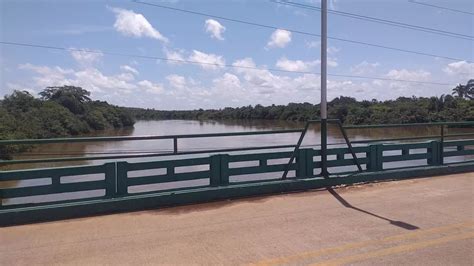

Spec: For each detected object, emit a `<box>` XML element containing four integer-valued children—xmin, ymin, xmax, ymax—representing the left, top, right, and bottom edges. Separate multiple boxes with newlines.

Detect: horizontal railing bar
<box><xmin>125</xmin><ymin>157</ymin><xmax>211</xmax><ymax>171</ymax></box>
<box><xmin>0</xmin><ymin>196</ymin><xmax>107</xmax><ymax>210</ymax></box>
<box><xmin>228</xmin><ymin>151</ymin><xmax>294</xmax><ymax>162</ymax></box>
<box><xmin>382</xmin><ymin>153</ymin><xmax>430</xmax><ymax>162</ymax></box>
<box><xmin>228</xmin><ymin>163</ymin><xmax>297</xmax><ymax>176</ymax></box>
<box><xmin>1</xmin><ymin>180</ymin><xmax>105</xmax><ymax>198</ymax></box>
<box><xmin>343</xmin><ymin>121</ymin><xmax>474</xmax><ymax>129</ymax></box>
<box><xmin>381</xmin><ymin>142</ymin><xmax>431</xmax><ymax>151</ymax></box>
<box><xmin>445</xmin><ymin>133</ymin><xmax>474</xmax><ymax>138</ymax></box>
<box><xmin>326</xmin><ymin>146</ymin><xmax>370</xmax><ymax>155</ymax></box>
<box><xmin>0</xmin><ymin>164</ymin><xmax>106</xmax><ymax>181</ymax></box>
<box><xmin>0</xmin><ymin>129</ymin><xmax>304</xmax><ymax>145</ymax></box>
<box><xmin>229</xmin><ymin>177</ymin><xmax>293</xmax><ymax>185</ymax></box>
<box><xmin>127</xmin><ymin>171</ymin><xmax>209</xmax><ymax>186</ymax></box>
<box><xmin>307</xmin><ymin>119</ymin><xmax>341</xmax><ymax>123</ymax></box>
<box><xmin>0</xmin><ymin>144</ymin><xmax>297</xmax><ymax>166</ymax></box>
<box><xmin>350</xmin><ymin>135</ymin><xmax>440</xmax><ymax>144</ymax></box>
<box><xmin>124</xmin><ymin>184</ymin><xmax>212</xmax><ymax>197</ymax></box>
<box><xmin>443</xmin><ymin>150</ymin><xmax>474</xmax><ymax>157</ymax></box>
<box><xmin>443</xmin><ymin>139</ymin><xmax>474</xmax><ymax>147</ymax></box>
<box><xmin>314</xmin><ymin>158</ymin><xmax>369</xmax><ymax>168</ymax></box>
<box><xmin>304</xmin><ymin>134</ymin><xmax>472</xmax><ymax>145</ymax></box>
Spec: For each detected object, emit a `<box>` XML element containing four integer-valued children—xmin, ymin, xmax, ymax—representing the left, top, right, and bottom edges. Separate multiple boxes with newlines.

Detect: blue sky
<box><xmin>1</xmin><ymin>0</ymin><xmax>473</xmax><ymax>110</ymax></box>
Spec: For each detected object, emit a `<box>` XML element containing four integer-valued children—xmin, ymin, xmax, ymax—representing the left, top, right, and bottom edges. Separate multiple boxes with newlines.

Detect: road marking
<box><xmin>252</xmin><ymin>221</ymin><xmax>474</xmax><ymax>266</ymax></box>
<box><xmin>310</xmin><ymin>230</ymin><xmax>474</xmax><ymax>266</ymax></box>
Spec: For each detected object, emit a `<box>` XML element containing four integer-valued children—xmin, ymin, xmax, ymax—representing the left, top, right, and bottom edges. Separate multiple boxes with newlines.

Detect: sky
<box><xmin>0</xmin><ymin>0</ymin><xmax>473</xmax><ymax>110</ymax></box>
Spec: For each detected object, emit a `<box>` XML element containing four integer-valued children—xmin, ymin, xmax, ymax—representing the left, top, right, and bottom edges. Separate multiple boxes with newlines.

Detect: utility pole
<box><xmin>320</xmin><ymin>0</ymin><xmax>329</xmax><ymax>177</ymax></box>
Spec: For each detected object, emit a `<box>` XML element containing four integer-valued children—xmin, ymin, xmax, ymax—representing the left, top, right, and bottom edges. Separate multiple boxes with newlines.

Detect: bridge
<box><xmin>1</xmin><ymin>121</ymin><xmax>473</xmax><ymax>264</ymax></box>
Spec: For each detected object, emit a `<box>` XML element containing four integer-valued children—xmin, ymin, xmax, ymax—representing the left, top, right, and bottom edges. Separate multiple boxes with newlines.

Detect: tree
<box><xmin>2</xmin><ymin>90</ymin><xmax>41</xmax><ymax>112</ymax></box>
<box><xmin>452</xmin><ymin>83</ymin><xmax>472</xmax><ymax>100</ymax></box>
<box><xmin>467</xmin><ymin>79</ymin><xmax>474</xmax><ymax>100</ymax></box>
<box><xmin>39</xmin><ymin>86</ymin><xmax>91</xmax><ymax>114</ymax></box>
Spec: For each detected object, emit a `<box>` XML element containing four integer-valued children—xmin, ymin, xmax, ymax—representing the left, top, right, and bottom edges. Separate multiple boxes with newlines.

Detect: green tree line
<box><xmin>0</xmin><ymin>86</ymin><xmax>135</xmax><ymax>159</ymax></box>
<box><xmin>124</xmin><ymin>95</ymin><xmax>473</xmax><ymax>124</ymax></box>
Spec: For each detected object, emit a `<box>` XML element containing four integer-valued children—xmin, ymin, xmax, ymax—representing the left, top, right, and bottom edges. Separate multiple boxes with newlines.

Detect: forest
<box><xmin>124</xmin><ymin>88</ymin><xmax>473</xmax><ymax>124</ymax></box>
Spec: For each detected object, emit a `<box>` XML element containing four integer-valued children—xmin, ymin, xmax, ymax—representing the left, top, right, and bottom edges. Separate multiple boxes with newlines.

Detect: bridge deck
<box><xmin>1</xmin><ymin>173</ymin><xmax>473</xmax><ymax>265</ymax></box>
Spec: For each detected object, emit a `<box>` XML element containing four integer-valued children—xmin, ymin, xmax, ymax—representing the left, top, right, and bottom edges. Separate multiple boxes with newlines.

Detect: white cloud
<box><xmin>110</xmin><ymin>7</ymin><xmax>168</xmax><ymax>43</ymax></box>
<box><xmin>74</xmin><ymin>68</ymin><xmax>137</xmax><ymax>92</ymax></box>
<box><xmin>232</xmin><ymin>57</ymin><xmax>291</xmax><ymax>94</ymax></box>
<box><xmin>267</xmin><ymin>29</ymin><xmax>291</xmax><ymax>48</ymax></box>
<box><xmin>17</xmin><ymin>63</ymin><xmax>168</xmax><ymax>96</ymax></box>
<box><xmin>275</xmin><ymin>57</ymin><xmax>318</xmax><ymax>72</ymax></box>
<box><xmin>163</xmin><ymin>48</ymin><xmax>185</xmax><ymax>64</ymax></box>
<box><xmin>189</xmin><ymin>50</ymin><xmax>225</xmax><ymax>70</ymax></box>
<box><xmin>69</xmin><ymin>49</ymin><xmax>103</xmax><ymax>66</ymax></box>
<box><xmin>204</xmin><ymin>19</ymin><xmax>226</xmax><ymax>40</ymax></box>
<box><xmin>18</xmin><ymin>64</ymin><xmax>75</xmax><ymax>88</ymax></box>
<box><xmin>326</xmin><ymin>58</ymin><xmax>338</xmax><ymax>67</ymax></box>
<box><xmin>350</xmin><ymin>61</ymin><xmax>380</xmax><ymax>75</ymax></box>
<box><xmin>385</xmin><ymin>69</ymin><xmax>431</xmax><ymax>81</ymax></box>
<box><xmin>443</xmin><ymin>61</ymin><xmax>474</xmax><ymax>76</ymax></box>
<box><xmin>213</xmin><ymin>73</ymin><xmax>241</xmax><ymax>89</ymax></box>
<box><xmin>305</xmin><ymin>41</ymin><xmax>339</xmax><ymax>54</ymax></box>
<box><xmin>232</xmin><ymin>57</ymin><xmax>257</xmax><ymax>69</ymax></box>
<box><xmin>120</xmin><ymin>65</ymin><xmax>139</xmax><ymax>75</ymax></box>
<box><xmin>166</xmin><ymin>74</ymin><xmax>187</xmax><ymax>89</ymax></box>
<box><xmin>275</xmin><ymin>57</ymin><xmax>337</xmax><ymax>70</ymax></box>
<box><xmin>293</xmin><ymin>74</ymin><xmax>320</xmax><ymax>91</ymax></box>
<box><xmin>138</xmin><ymin>80</ymin><xmax>164</xmax><ymax>94</ymax></box>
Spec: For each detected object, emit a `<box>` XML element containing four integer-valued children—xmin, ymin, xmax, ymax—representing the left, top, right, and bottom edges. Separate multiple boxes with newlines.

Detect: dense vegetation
<box><xmin>125</xmin><ymin>82</ymin><xmax>473</xmax><ymax>123</ymax></box>
<box><xmin>125</xmin><ymin>95</ymin><xmax>473</xmax><ymax>124</ymax></box>
<box><xmin>0</xmin><ymin>86</ymin><xmax>135</xmax><ymax>159</ymax></box>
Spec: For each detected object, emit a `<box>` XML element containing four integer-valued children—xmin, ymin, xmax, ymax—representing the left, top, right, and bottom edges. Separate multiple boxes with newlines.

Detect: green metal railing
<box><xmin>0</xmin><ymin>121</ymin><xmax>473</xmax><ymax>213</ymax></box>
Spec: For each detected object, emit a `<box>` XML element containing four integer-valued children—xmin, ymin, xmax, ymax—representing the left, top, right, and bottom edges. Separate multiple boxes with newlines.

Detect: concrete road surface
<box><xmin>1</xmin><ymin>173</ymin><xmax>473</xmax><ymax>265</ymax></box>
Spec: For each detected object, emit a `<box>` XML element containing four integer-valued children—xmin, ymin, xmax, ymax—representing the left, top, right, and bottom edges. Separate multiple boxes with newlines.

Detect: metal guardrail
<box><xmin>1</xmin><ymin>138</ymin><xmax>473</xmax><ymax>209</ymax></box>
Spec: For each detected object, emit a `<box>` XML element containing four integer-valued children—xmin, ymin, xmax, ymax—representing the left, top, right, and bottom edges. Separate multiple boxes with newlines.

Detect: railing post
<box><xmin>116</xmin><ymin>161</ymin><xmax>128</xmax><ymax>196</ymax></box>
<box><xmin>220</xmin><ymin>154</ymin><xmax>230</xmax><ymax>185</ymax></box>
<box><xmin>440</xmin><ymin>125</ymin><xmax>445</xmax><ymax>165</ymax></box>
<box><xmin>104</xmin><ymin>162</ymin><xmax>117</xmax><ymax>198</ymax></box>
<box><xmin>296</xmin><ymin>148</ymin><xmax>314</xmax><ymax>178</ymax></box>
<box><xmin>367</xmin><ymin>144</ymin><xmax>383</xmax><ymax>172</ymax></box>
<box><xmin>428</xmin><ymin>140</ymin><xmax>440</xmax><ymax>166</ymax></box>
<box><xmin>210</xmin><ymin>154</ymin><xmax>230</xmax><ymax>186</ymax></box>
<box><xmin>173</xmin><ymin>137</ymin><xmax>178</xmax><ymax>154</ymax></box>
<box><xmin>210</xmin><ymin>155</ymin><xmax>221</xmax><ymax>187</ymax></box>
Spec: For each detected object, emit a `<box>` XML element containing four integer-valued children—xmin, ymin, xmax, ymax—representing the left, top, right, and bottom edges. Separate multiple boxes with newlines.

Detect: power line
<box><xmin>272</xmin><ymin>0</ymin><xmax>474</xmax><ymax>40</ymax></box>
<box><xmin>408</xmin><ymin>0</ymin><xmax>474</xmax><ymax>16</ymax></box>
<box><xmin>132</xmin><ymin>0</ymin><xmax>472</xmax><ymax>63</ymax></box>
<box><xmin>0</xmin><ymin>41</ymin><xmax>452</xmax><ymax>86</ymax></box>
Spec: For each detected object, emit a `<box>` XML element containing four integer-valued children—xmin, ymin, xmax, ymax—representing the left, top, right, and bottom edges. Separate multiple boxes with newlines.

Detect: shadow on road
<box><xmin>327</xmin><ymin>187</ymin><xmax>419</xmax><ymax>230</ymax></box>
